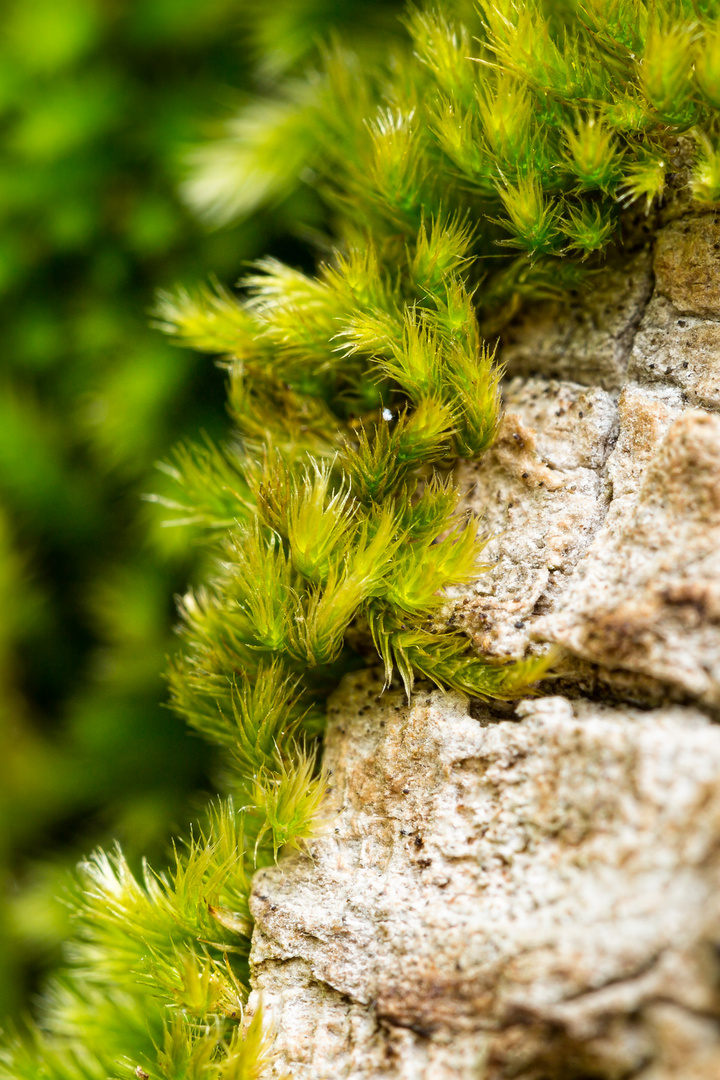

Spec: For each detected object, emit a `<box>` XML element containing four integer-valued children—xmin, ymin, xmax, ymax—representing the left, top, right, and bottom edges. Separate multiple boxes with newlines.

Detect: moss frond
<box><xmin>495</xmin><ymin>174</ymin><xmax>562</xmax><ymax>256</ymax></box>
<box><xmin>252</xmin><ymin>750</ymin><xmax>327</xmax><ymax>860</ymax></box>
<box><xmin>153</xmin><ymin>281</ymin><xmax>258</xmax><ymax>358</ymax></box>
<box><xmin>148</xmin><ymin>438</ymin><xmax>254</xmax><ymax>531</ymax></box>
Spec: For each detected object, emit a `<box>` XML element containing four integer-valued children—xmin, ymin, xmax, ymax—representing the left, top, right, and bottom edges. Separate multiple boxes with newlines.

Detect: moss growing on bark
<box><xmin>4</xmin><ymin>1</ymin><xmax>720</xmax><ymax>1076</ymax></box>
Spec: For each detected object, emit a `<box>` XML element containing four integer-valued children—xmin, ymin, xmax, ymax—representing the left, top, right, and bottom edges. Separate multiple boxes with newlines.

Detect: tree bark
<box><xmin>247</xmin><ymin>214</ymin><xmax>720</xmax><ymax>1079</ymax></box>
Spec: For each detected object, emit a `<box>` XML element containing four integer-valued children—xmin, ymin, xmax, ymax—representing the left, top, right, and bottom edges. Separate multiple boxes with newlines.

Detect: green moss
<box><xmin>0</xmin><ymin>0</ymin><xmax>401</xmax><ymax>1031</ymax></box>
<box><xmin>5</xmin><ymin>1</ymin><xmax>720</xmax><ymax>1076</ymax></box>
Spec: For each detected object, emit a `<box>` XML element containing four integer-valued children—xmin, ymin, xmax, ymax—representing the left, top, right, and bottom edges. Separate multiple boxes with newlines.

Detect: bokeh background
<box><xmin>0</xmin><ymin>0</ymin><xmax>401</xmax><ymax>1023</ymax></box>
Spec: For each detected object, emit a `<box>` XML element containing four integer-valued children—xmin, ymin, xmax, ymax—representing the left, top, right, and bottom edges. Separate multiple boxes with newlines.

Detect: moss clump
<box><xmin>0</xmin><ymin>0</ymin><xmax>403</xmax><ymax>1028</ymax></box>
<box><xmin>4</xmin><ymin>1</ymin><xmax>720</xmax><ymax>1076</ymax></box>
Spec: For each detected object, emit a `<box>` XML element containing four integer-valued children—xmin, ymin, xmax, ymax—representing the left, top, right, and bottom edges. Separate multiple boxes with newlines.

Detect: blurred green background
<box><xmin>0</xmin><ymin>0</ymin><xmax>401</xmax><ymax>1023</ymax></box>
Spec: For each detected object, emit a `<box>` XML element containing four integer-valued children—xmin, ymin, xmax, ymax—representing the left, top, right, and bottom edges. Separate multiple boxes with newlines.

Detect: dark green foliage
<box><xmin>6</xmin><ymin>1</ymin><xmax>720</xmax><ymax>1077</ymax></box>
<box><xmin>0</xmin><ymin>0</ymin><xmax>403</xmax><ymax>1037</ymax></box>
<box><xmin>0</xmin><ymin>0</ymin><xmax>248</xmax><ymax>1025</ymax></box>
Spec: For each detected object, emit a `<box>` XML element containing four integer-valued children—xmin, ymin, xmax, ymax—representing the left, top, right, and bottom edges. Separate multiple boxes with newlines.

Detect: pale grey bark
<box><xmin>247</xmin><ymin>216</ymin><xmax>720</xmax><ymax>1079</ymax></box>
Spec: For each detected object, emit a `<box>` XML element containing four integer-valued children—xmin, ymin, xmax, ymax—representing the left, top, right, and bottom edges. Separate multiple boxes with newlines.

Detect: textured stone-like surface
<box><xmin>629</xmin><ymin>294</ymin><xmax>720</xmax><ymax>408</ymax></box>
<box><xmin>538</xmin><ymin>407</ymin><xmax>720</xmax><ymax>706</ymax></box>
<box><xmin>501</xmin><ymin>248</ymin><xmax>653</xmax><ymax>390</ymax></box>
<box><xmin>654</xmin><ymin>215</ymin><xmax>720</xmax><ymax>318</ymax></box>
<box><xmin>450</xmin><ymin>376</ymin><xmax>720</xmax><ymax>707</ymax></box>
<box><xmin>249</xmin><ymin>214</ymin><xmax>720</xmax><ymax>1078</ymax></box>
<box><xmin>447</xmin><ymin>377</ymin><xmax>617</xmax><ymax>659</ymax></box>
<box><xmin>249</xmin><ymin>680</ymin><xmax>720</xmax><ymax>1079</ymax></box>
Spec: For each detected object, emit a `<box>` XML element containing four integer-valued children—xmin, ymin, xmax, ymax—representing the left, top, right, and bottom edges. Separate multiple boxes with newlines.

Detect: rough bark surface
<box><xmin>247</xmin><ymin>215</ymin><xmax>720</xmax><ymax>1078</ymax></box>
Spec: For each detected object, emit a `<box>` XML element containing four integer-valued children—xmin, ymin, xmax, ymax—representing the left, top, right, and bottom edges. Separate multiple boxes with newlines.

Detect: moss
<box><xmin>4</xmin><ymin>1</ymin><xmax>720</xmax><ymax>1076</ymax></box>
